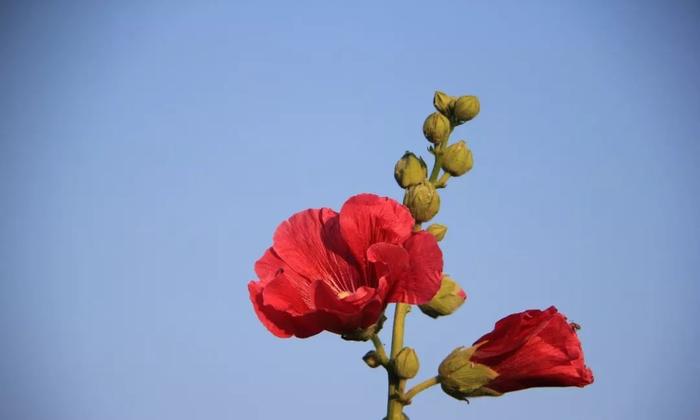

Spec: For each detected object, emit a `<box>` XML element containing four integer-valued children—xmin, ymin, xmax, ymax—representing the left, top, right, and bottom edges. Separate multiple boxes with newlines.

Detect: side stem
<box><xmin>371</xmin><ymin>334</ymin><xmax>389</xmax><ymax>367</ymax></box>
<box><xmin>404</xmin><ymin>376</ymin><xmax>440</xmax><ymax>402</ymax></box>
<box><xmin>429</xmin><ymin>147</ymin><xmax>443</xmax><ymax>182</ymax></box>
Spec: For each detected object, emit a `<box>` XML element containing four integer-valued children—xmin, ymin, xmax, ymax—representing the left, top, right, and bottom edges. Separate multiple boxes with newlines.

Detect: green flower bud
<box><xmin>392</xmin><ymin>347</ymin><xmax>420</xmax><ymax>379</ymax></box>
<box><xmin>426</xmin><ymin>223</ymin><xmax>447</xmax><ymax>241</ymax></box>
<box><xmin>363</xmin><ymin>350</ymin><xmax>381</xmax><ymax>368</ymax></box>
<box><xmin>433</xmin><ymin>91</ymin><xmax>456</xmax><ymax>117</ymax></box>
<box><xmin>422</xmin><ymin>112</ymin><xmax>451</xmax><ymax>144</ymax></box>
<box><xmin>419</xmin><ymin>275</ymin><xmax>467</xmax><ymax>318</ymax></box>
<box><xmin>394</xmin><ymin>152</ymin><xmax>428</xmax><ymax>188</ymax></box>
<box><xmin>453</xmin><ymin>96</ymin><xmax>480</xmax><ymax>124</ymax></box>
<box><xmin>438</xmin><ymin>346</ymin><xmax>501</xmax><ymax>401</ymax></box>
<box><xmin>403</xmin><ymin>181</ymin><xmax>440</xmax><ymax>223</ymax></box>
<box><xmin>441</xmin><ymin>140</ymin><xmax>473</xmax><ymax>176</ymax></box>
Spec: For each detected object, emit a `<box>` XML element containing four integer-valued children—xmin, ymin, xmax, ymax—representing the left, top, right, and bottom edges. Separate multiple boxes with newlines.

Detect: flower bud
<box><xmin>453</xmin><ymin>95</ymin><xmax>480</xmax><ymax>124</ymax></box>
<box><xmin>363</xmin><ymin>350</ymin><xmax>381</xmax><ymax>368</ymax></box>
<box><xmin>394</xmin><ymin>152</ymin><xmax>428</xmax><ymax>188</ymax></box>
<box><xmin>441</xmin><ymin>140</ymin><xmax>473</xmax><ymax>176</ymax></box>
<box><xmin>392</xmin><ymin>347</ymin><xmax>420</xmax><ymax>379</ymax></box>
<box><xmin>438</xmin><ymin>346</ymin><xmax>501</xmax><ymax>400</ymax></box>
<box><xmin>426</xmin><ymin>223</ymin><xmax>447</xmax><ymax>241</ymax></box>
<box><xmin>403</xmin><ymin>181</ymin><xmax>440</xmax><ymax>223</ymax></box>
<box><xmin>419</xmin><ymin>275</ymin><xmax>467</xmax><ymax>318</ymax></box>
<box><xmin>422</xmin><ymin>112</ymin><xmax>451</xmax><ymax>144</ymax></box>
<box><xmin>433</xmin><ymin>91</ymin><xmax>456</xmax><ymax>117</ymax></box>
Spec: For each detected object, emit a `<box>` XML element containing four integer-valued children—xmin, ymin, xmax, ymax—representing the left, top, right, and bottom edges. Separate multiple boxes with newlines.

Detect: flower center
<box><xmin>337</xmin><ymin>291</ymin><xmax>352</xmax><ymax>299</ymax></box>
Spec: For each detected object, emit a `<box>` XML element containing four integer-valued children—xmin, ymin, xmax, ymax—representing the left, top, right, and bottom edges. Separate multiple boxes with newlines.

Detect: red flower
<box><xmin>470</xmin><ymin>306</ymin><xmax>593</xmax><ymax>393</ymax></box>
<box><xmin>248</xmin><ymin>194</ymin><xmax>443</xmax><ymax>338</ymax></box>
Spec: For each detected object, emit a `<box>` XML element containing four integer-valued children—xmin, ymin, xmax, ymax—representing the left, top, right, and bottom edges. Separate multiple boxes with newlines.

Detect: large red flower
<box><xmin>248</xmin><ymin>194</ymin><xmax>443</xmax><ymax>338</ymax></box>
<box><xmin>470</xmin><ymin>306</ymin><xmax>594</xmax><ymax>393</ymax></box>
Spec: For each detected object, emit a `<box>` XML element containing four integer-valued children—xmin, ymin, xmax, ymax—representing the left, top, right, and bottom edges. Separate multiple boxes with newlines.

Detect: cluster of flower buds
<box><xmin>392</xmin><ymin>90</ymin><xmax>481</xmax><ymax>322</ymax></box>
<box><xmin>433</xmin><ymin>91</ymin><xmax>480</xmax><ymax>125</ymax></box>
<box><xmin>394</xmin><ymin>90</ymin><xmax>479</xmax><ymax>226</ymax></box>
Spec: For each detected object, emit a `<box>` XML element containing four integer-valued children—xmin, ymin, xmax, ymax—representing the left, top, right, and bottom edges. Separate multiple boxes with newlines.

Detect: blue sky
<box><xmin>1</xmin><ymin>1</ymin><xmax>699</xmax><ymax>419</ymax></box>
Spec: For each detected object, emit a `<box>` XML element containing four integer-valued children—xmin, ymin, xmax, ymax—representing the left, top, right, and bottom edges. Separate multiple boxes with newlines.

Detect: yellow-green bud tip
<box><xmin>403</xmin><ymin>180</ymin><xmax>441</xmax><ymax>223</ymax></box>
<box><xmin>426</xmin><ymin>223</ymin><xmax>448</xmax><ymax>241</ymax></box>
<box><xmin>453</xmin><ymin>95</ymin><xmax>480</xmax><ymax>124</ymax></box>
<box><xmin>433</xmin><ymin>91</ymin><xmax>456</xmax><ymax>118</ymax></box>
<box><xmin>394</xmin><ymin>151</ymin><xmax>428</xmax><ymax>188</ymax></box>
<box><xmin>419</xmin><ymin>275</ymin><xmax>467</xmax><ymax>318</ymax></box>
<box><xmin>441</xmin><ymin>140</ymin><xmax>473</xmax><ymax>177</ymax></box>
<box><xmin>422</xmin><ymin>112</ymin><xmax>451</xmax><ymax>144</ymax></box>
<box><xmin>438</xmin><ymin>346</ymin><xmax>501</xmax><ymax>401</ymax></box>
<box><xmin>392</xmin><ymin>347</ymin><xmax>420</xmax><ymax>379</ymax></box>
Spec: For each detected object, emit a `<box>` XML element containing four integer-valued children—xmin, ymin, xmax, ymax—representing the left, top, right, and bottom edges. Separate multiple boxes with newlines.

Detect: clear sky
<box><xmin>2</xmin><ymin>1</ymin><xmax>699</xmax><ymax>419</ymax></box>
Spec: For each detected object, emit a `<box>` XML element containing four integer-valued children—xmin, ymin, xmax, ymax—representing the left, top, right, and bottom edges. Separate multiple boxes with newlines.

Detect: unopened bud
<box><xmin>441</xmin><ymin>140</ymin><xmax>473</xmax><ymax>176</ymax></box>
<box><xmin>419</xmin><ymin>275</ymin><xmax>467</xmax><ymax>318</ymax></box>
<box><xmin>394</xmin><ymin>152</ymin><xmax>428</xmax><ymax>188</ymax></box>
<box><xmin>426</xmin><ymin>223</ymin><xmax>447</xmax><ymax>241</ymax></box>
<box><xmin>392</xmin><ymin>347</ymin><xmax>419</xmax><ymax>379</ymax></box>
<box><xmin>438</xmin><ymin>346</ymin><xmax>501</xmax><ymax>400</ymax></box>
<box><xmin>363</xmin><ymin>350</ymin><xmax>381</xmax><ymax>368</ymax></box>
<box><xmin>453</xmin><ymin>96</ymin><xmax>480</xmax><ymax>124</ymax></box>
<box><xmin>403</xmin><ymin>181</ymin><xmax>440</xmax><ymax>223</ymax></box>
<box><xmin>433</xmin><ymin>91</ymin><xmax>456</xmax><ymax>117</ymax></box>
<box><xmin>422</xmin><ymin>112</ymin><xmax>451</xmax><ymax>144</ymax></box>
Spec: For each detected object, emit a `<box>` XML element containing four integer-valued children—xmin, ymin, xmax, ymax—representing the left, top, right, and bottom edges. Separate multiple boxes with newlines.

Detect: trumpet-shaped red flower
<box><xmin>471</xmin><ymin>306</ymin><xmax>594</xmax><ymax>393</ymax></box>
<box><xmin>248</xmin><ymin>194</ymin><xmax>443</xmax><ymax>338</ymax></box>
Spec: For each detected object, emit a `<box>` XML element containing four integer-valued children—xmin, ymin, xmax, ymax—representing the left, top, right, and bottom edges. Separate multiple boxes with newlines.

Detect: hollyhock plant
<box><xmin>248</xmin><ymin>90</ymin><xmax>593</xmax><ymax>419</ymax></box>
<box><xmin>248</xmin><ymin>193</ymin><xmax>443</xmax><ymax>339</ymax></box>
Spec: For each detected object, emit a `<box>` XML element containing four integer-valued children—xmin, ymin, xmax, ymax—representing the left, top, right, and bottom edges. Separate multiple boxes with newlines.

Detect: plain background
<box><xmin>2</xmin><ymin>1</ymin><xmax>699</xmax><ymax>419</ymax></box>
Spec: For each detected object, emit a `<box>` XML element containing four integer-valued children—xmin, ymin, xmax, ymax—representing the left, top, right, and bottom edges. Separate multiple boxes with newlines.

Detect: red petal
<box><xmin>339</xmin><ymin>194</ymin><xmax>414</xmax><ymax>270</ymax></box>
<box><xmin>248</xmin><ymin>280</ymin><xmax>294</xmax><ymax>338</ymax></box>
<box><xmin>261</xmin><ymin>273</ymin><xmax>311</xmax><ymax>315</ymax></box>
<box><xmin>254</xmin><ymin>247</ymin><xmax>286</xmax><ymax>283</ymax></box>
<box><xmin>473</xmin><ymin>307</ymin><xmax>558</xmax><ymax>361</ymax></box>
<box><xmin>272</xmin><ymin>208</ymin><xmax>360</xmax><ymax>294</ymax></box>
<box><xmin>254</xmin><ymin>248</ymin><xmax>314</xmax><ymax>312</ymax></box>
<box><xmin>376</xmin><ymin>232</ymin><xmax>443</xmax><ymax>304</ymax></box>
<box><xmin>472</xmin><ymin>307</ymin><xmax>594</xmax><ymax>392</ymax></box>
<box><xmin>248</xmin><ymin>280</ymin><xmax>326</xmax><ymax>339</ymax></box>
<box><xmin>306</xmin><ymin>281</ymin><xmax>382</xmax><ymax>334</ymax></box>
<box><xmin>367</xmin><ymin>242</ymin><xmax>410</xmax><ymax>285</ymax></box>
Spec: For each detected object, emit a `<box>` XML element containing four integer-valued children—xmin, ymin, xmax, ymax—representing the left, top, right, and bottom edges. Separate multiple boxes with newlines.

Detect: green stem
<box><xmin>434</xmin><ymin>172</ymin><xmax>451</xmax><ymax>188</ymax></box>
<box><xmin>371</xmin><ymin>334</ymin><xmax>389</xmax><ymax>367</ymax></box>
<box><xmin>404</xmin><ymin>376</ymin><xmax>440</xmax><ymax>402</ymax></box>
<box><xmin>384</xmin><ymin>128</ymin><xmax>451</xmax><ymax>418</ymax></box>
<box><xmin>429</xmin><ymin>131</ymin><xmax>453</xmax><ymax>183</ymax></box>
<box><xmin>429</xmin><ymin>149</ymin><xmax>442</xmax><ymax>183</ymax></box>
<box><xmin>386</xmin><ymin>303</ymin><xmax>411</xmax><ymax>420</ymax></box>
<box><xmin>390</xmin><ymin>303</ymin><xmax>410</xmax><ymax>359</ymax></box>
